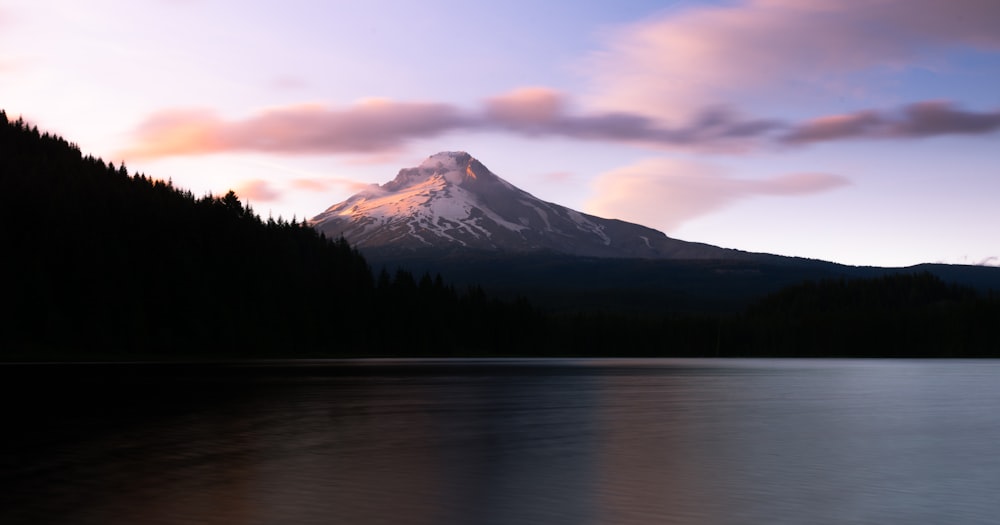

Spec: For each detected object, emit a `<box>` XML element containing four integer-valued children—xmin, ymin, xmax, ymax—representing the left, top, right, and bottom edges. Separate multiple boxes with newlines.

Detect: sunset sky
<box><xmin>3</xmin><ymin>0</ymin><xmax>999</xmax><ymax>267</ymax></box>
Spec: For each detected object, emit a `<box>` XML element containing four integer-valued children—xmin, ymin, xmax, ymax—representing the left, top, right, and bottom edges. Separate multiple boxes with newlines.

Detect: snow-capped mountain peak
<box><xmin>310</xmin><ymin>152</ymin><xmax>740</xmax><ymax>259</ymax></box>
<box><xmin>383</xmin><ymin>151</ymin><xmax>479</xmax><ymax>191</ymax></box>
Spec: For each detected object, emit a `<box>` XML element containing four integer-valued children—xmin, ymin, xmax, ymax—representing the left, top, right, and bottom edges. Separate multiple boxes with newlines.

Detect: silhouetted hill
<box><xmin>1</xmin><ymin>111</ymin><xmax>374</xmax><ymax>357</ymax></box>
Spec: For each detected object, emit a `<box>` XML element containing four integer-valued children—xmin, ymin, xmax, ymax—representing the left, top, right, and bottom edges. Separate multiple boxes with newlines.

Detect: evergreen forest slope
<box><xmin>0</xmin><ymin>112</ymin><xmax>533</xmax><ymax>358</ymax></box>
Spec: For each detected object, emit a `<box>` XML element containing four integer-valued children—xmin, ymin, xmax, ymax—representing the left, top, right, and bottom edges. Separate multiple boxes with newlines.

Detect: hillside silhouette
<box><xmin>0</xmin><ymin>111</ymin><xmax>536</xmax><ymax>359</ymax></box>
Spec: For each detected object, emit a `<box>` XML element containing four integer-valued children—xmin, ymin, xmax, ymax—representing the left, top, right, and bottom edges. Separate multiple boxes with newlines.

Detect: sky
<box><xmin>3</xmin><ymin>0</ymin><xmax>999</xmax><ymax>267</ymax></box>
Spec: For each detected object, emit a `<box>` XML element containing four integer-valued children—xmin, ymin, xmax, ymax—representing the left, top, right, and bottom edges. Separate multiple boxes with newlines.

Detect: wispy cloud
<box><xmin>584</xmin><ymin>0</ymin><xmax>1000</xmax><ymax>120</ymax></box>
<box><xmin>484</xmin><ymin>88</ymin><xmax>782</xmax><ymax>151</ymax></box>
<box><xmin>120</xmin><ymin>100</ymin><xmax>469</xmax><ymax>159</ymax></box>
<box><xmin>228</xmin><ymin>157</ymin><xmax>375</xmax><ymax>204</ymax></box>
<box><xmin>121</xmin><ymin>92</ymin><xmax>1000</xmax><ymax>159</ymax></box>
<box><xmin>784</xmin><ymin>101</ymin><xmax>1000</xmax><ymax>143</ymax></box>
<box><xmin>234</xmin><ymin>179</ymin><xmax>281</xmax><ymax>202</ymax></box>
<box><xmin>234</xmin><ymin>176</ymin><xmax>376</xmax><ymax>206</ymax></box>
<box><xmin>121</xmin><ymin>89</ymin><xmax>784</xmax><ymax>159</ymax></box>
<box><xmin>290</xmin><ymin>177</ymin><xmax>377</xmax><ymax>194</ymax></box>
<box><xmin>235</xmin><ymin>157</ymin><xmax>375</xmax><ymax>194</ymax></box>
<box><xmin>586</xmin><ymin>158</ymin><xmax>850</xmax><ymax>231</ymax></box>
<box><xmin>122</xmin><ymin>109</ymin><xmax>225</xmax><ymax>158</ymax></box>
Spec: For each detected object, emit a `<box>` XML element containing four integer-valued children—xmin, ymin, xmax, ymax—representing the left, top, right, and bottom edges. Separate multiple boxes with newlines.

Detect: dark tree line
<box><xmin>2</xmin><ymin>110</ymin><xmax>998</xmax><ymax>359</ymax></box>
<box><xmin>729</xmin><ymin>272</ymin><xmax>1000</xmax><ymax>357</ymax></box>
<box><xmin>548</xmin><ymin>271</ymin><xmax>1000</xmax><ymax>357</ymax></box>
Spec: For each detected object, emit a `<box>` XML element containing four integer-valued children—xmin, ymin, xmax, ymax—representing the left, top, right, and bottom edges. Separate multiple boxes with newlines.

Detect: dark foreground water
<box><xmin>3</xmin><ymin>359</ymin><xmax>1000</xmax><ymax>524</ymax></box>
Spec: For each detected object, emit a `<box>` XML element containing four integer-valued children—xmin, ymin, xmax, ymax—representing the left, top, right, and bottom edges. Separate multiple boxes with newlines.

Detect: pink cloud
<box><xmin>120</xmin><ymin>90</ymin><xmax>1000</xmax><ymax>160</ymax></box>
<box><xmin>235</xmin><ymin>179</ymin><xmax>282</xmax><ymax>202</ymax></box>
<box><xmin>484</xmin><ymin>87</ymin><xmax>566</xmax><ymax>130</ymax></box>
<box><xmin>121</xmin><ymin>90</ymin><xmax>783</xmax><ymax>159</ymax></box>
<box><xmin>120</xmin><ymin>100</ymin><xmax>469</xmax><ymax>160</ymax></box>
<box><xmin>290</xmin><ymin>177</ymin><xmax>376</xmax><ymax>194</ymax></box>
<box><xmin>585</xmin><ymin>0</ymin><xmax>1000</xmax><ymax>120</ymax></box>
<box><xmin>229</xmin><ymin>176</ymin><xmax>379</xmax><ymax>205</ymax></box>
<box><xmin>289</xmin><ymin>178</ymin><xmax>329</xmax><ymax>192</ymax></box>
<box><xmin>119</xmin><ymin>109</ymin><xmax>227</xmax><ymax>158</ymax></box>
<box><xmin>586</xmin><ymin>158</ymin><xmax>850</xmax><ymax>231</ymax></box>
<box><xmin>339</xmin><ymin>152</ymin><xmax>408</xmax><ymax>166</ymax></box>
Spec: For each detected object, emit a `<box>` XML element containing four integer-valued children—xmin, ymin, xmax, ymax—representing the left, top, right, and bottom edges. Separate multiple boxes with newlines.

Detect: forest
<box><xmin>2</xmin><ymin>110</ymin><xmax>998</xmax><ymax>359</ymax></box>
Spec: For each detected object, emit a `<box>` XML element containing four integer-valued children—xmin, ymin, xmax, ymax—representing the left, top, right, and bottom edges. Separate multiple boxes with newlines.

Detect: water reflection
<box><xmin>3</xmin><ymin>360</ymin><xmax>1000</xmax><ymax>524</ymax></box>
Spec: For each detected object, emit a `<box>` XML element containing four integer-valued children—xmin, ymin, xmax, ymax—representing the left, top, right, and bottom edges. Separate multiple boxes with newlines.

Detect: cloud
<box><xmin>339</xmin><ymin>152</ymin><xmax>408</xmax><ymax>166</ymax></box>
<box><xmin>484</xmin><ymin>87</ymin><xmax>566</xmax><ymax>130</ymax></box>
<box><xmin>122</xmin><ymin>91</ymin><xmax>781</xmax><ymax>159</ymax></box>
<box><xmin>483</xmin><ymin>88</ymin><xmax>781</xmax><ymax>150</ymax></box>
<box><xmin>121</xmin><ymin>90</ymin><xmax>1000</xmax><ymax>160</ymax></box>
<box><xmin>231</xmin><ymin>176</ymin><xmax>377</xmax><ymax>206</ymax></box>
<box><xmin>234</xmin><ymin>179</ymin><xmax>282</xmax><ymax>202</ymax></box>
<box><xmin>120</xmin><ymin>100</ymin><xmax>470</xmax><ymax>159</ymax></box>
<box><xmin>585</xmin><ymin>0</ymin><xmax>1000</xmax><ymax>120</ymax></box>
<box><xmin>782</xmin><ymin>111</ymin><xmax>884</xmax><ymax>144</ymax></box>
<box><xmin>290</xmin><ymin>177</ymin><xmax>377</xmax><ymax>194</ymax></box>
<box><xmin>586</xmin><ymin>158</ymin><xmax>850</xmax><ymax>231</ymax></box>
<box><xmin>122</xmin><ymin>109</ymin><xmax>226</xmax><ymax>158</ymax></box>
<box><xmin>894</xmin><ymin>102</ymin><xmax>1000</xmax><ymax>137</ymax></box>
<box><xmin>288</xmin><ymin>178</ymin><xmax>329</xmax><ymax>192</ymax></box>
<box><xmin>784</xmin><ymin>101</ymin><xmax>1000</xmax><ymax>143</ymax></box>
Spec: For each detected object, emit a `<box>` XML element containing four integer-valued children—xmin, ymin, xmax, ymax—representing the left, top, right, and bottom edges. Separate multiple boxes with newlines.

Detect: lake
<box><xmin>3</xmin><ymin>358</ymin><xmax>1000</xmax><ymax>524</ymax></box>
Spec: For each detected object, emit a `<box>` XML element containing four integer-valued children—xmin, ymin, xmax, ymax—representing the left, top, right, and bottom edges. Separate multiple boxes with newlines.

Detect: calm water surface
<box><xmin>3</xmin><ymin>359</ymin><xmax>1000</xmax><ymax>524</ymax></box>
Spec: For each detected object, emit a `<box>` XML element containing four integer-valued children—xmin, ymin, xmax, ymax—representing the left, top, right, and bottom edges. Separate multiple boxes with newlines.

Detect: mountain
<box><xmin>310</xmin><ymin>151</ymin><xmax>751</xmax><ymax>260</ymax></box>
<box><xmin>309</xmin><ymin>151</ymin><xmax>1000</xmax><ymax>313</ymax></box>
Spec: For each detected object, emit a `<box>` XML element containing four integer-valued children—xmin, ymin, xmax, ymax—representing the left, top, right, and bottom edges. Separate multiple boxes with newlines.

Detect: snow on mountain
<box><xmin>310</xmin><ymin>151</ymin><xmax>744</xmax><ymax>259</ymax></box>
